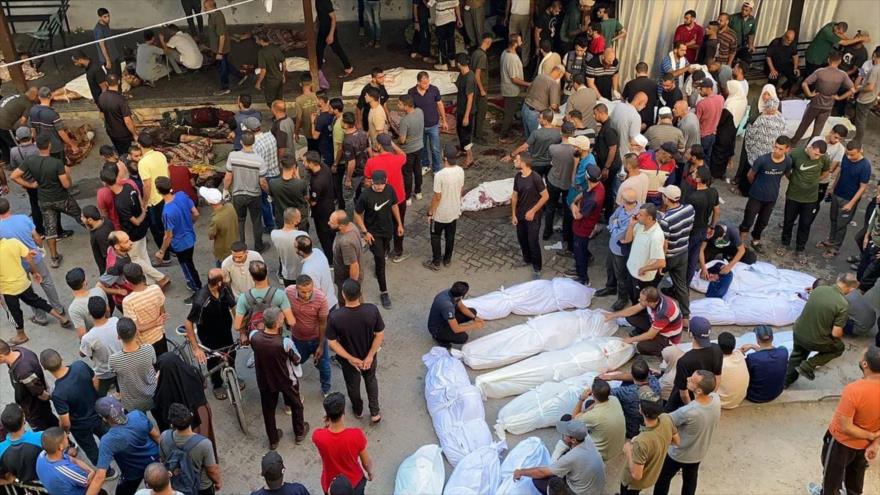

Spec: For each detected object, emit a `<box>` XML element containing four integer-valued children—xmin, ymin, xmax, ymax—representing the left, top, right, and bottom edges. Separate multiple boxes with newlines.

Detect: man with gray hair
<box><xmin>249</xmin><ymin>306</ymin><xmax>307</xmax><ymax>450</ymax></box>
<box><xmin>786</xmin><ymin>272</ymin><xmax>859</xmax><ymax>387</ymax></box>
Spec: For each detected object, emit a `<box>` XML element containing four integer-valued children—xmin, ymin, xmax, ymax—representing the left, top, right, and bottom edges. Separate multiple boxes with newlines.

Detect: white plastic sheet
<box><xmin>780</xmin><ymin>98</ymin><xmax>855</xmax><ymax>138</ymax></box>
<box><xmin>423</xmin><ymin>347</ymin><xmax>493</xmax><ymax>467</ymax></box>
<box><xmin>394</xmin><ymin>444</ymin><xmax>445</xmax><ymax>495</ymax></box>
<box><xmin>475</xmin><ymin>338</ymin><xmax>635</xmax><ymax>399</ymax></box>
<box><xmin>461</xmin><ymin>178</ymin><xmax>515</xmax><ymax>212</ymax></box>
<box><xmin>461</xmin><ymin>310</ymin><xmax>617</xmax><ymax>370</ymax></box>
<box><xmin>495</xmin><ymin>373</ymin><xmax>597</xmax><ymax>438</ymax></box>
<box><xmin>443</xmin><ymin>442</ymin><xmax>506</xmax><ymax>495</ymax></box>
<box><xmin>342</xmin><ymin>67</ymin><xmax>459</xmax><ymax>96</ymax></box>
<box><xmin>496</xmin><ymin>437</ymin><xmax>551</xmax><ymax>495</ymax></box>
<box><xmin>465</xmin><ymin>278</ymin><xmax>595</xmax><ymax>321</ymax></box>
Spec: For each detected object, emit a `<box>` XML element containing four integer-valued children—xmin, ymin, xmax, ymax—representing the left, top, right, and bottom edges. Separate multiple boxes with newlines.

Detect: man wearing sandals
<box><xmin>817</xmin><ymin>141</ymin><xmax>872</xmax><ymax>259</ymax></box>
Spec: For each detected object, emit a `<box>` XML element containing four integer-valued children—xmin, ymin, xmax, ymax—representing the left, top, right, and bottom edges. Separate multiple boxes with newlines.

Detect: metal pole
<box><xmin>0</xmin><ymin>8</ymin><xmax>26</xmax><ymax>92</ymax></box>
<box><xmin>302</xmin><ymin>0</ymin><xmax>319</xmax><ymax>91</ymax></box>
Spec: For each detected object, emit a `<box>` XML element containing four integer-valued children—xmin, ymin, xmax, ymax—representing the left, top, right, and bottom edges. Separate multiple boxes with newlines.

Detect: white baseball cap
<box><xmin>199</xmin><ymin>187</ymin><xmax>222</xmax><ymax>205</ymax></box>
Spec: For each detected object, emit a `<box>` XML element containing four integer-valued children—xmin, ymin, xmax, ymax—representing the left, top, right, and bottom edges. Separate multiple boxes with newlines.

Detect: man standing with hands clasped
<box><xmin>511</xmin><ymin>154</ymin><xmax>550</xmax><ymax>280</ymax></box>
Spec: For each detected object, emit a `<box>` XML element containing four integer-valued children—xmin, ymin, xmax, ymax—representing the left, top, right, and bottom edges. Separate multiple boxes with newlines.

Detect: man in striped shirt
<box><xmin>659</xmin><ymin>184</ymin><xmax>695</xmax><ymax>323</ymax></box>
<box><xmin>605</xmin><ymin>286</ymin><xmax>684</xmax><ymax>356</ymax></box>
<box><xmin>285</xmin><ymin>273</ymin><xmax>331</xmax><ymax>395</ymax></box>
<box><xmin>35</xmin><ymin>427</ymin><xmax>98</xmax><ymax>494</ymax></box>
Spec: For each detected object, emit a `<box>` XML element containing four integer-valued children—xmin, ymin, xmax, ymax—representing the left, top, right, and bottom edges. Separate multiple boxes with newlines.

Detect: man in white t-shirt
<box><xmin>623</xmin><ymin>202</ymin><xmax>666</xmax><ymax>301</ymax></box>
<box><xmin>424</xmin><ymin>144</ymin><xmax>465</xmax><ymax>271</ymax></box>
<box><xmin>161</xmin><ymin>24</ymin><xmax>203</xmax><ymax>71</ymax></box>
<box><xmin>810</xmin><ymin>124</ymin><xmax>847</xmax><ymax>219</ymax></box>
<box><xmin>78</xmin><ymin>296</ymin><xmax>122</xmax><ymax>396</ymax></box>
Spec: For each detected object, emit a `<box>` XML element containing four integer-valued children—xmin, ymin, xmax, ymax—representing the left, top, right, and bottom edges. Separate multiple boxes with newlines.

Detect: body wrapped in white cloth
<box><xmin>464</xmin><ymin>278</ymin><xmax>595</xmax><ymax>321</ymax></box>
<box><xmin>423</xmin><ymin>348</ymin><xmax>493</xmax><ymax>467</ymax></box>
<box><xmin>443</xmin><ymin>442</ymin><xmax>506</xmax><ymax>495</ymax></box>
<box><xmin>461</xmin><ymin>309</ymin><xmax>617</xmax><ymax>370</ymax></box>
<box><xmin>394</xmin><ymin>444</ymin><xmax>446</xmax><ymax>495</ymax></box>
<box><xmin>496</xmin><ymin>437</ymin><xmax>551</xmax><ymax>495</ymax></box>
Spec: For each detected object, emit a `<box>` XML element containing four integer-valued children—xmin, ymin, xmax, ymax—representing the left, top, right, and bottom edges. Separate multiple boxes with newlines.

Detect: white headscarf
<box><xmin>724</xmin><ymin>79</ymin><xmax>748</xmax><ymax>126</ymax></box>
<box><xmin>758</xmin><ymin>84</ymin><xmax>780</xmax><ymax>114</ymax></box>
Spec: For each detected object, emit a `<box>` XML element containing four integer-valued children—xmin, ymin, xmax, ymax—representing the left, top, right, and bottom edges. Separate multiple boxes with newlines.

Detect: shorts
<box><xmin>39</xmin><ymin>196</ymin><xmax>82</xmax><ymax>239</ymax></box>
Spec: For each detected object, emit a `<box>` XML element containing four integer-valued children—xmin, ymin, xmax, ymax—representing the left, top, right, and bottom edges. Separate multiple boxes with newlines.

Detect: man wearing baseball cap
<box><xmin>620</xmin><ymin>391</ymin><xmax>677</xmax><ymax>494</ymax></box>
<box><xmin>566</xmin><ymin>163</ymin><xmax>605</xmax><ymax>285</ymax></box>
<box><xmin>251</xmin><ymin>451</ymin><xmax>310</xmax><ymax>494</ymax></box>
<box><xmin>513</xmin><ymin>418</ymin><xmax>605</xmax><ymax>494</ymax></box>
<box><xmin>658</xmin><ymin>184</ymin><xmax>695</xmax><ymax>323</ymax></box>
<box><xmin>740</xmin><ymin>325</ymin><xmax>789</xmax><ymax>403</ymax></box>
<box><xmin>363</xmin><ymin>133</ymin><xmax>408</xmax><ymax>266</ymax></box>
<box><xmin>354</xmin><ymin>168</ymin><xmax>403</xmax><ymax>309</ymax></box>
<box><xmin>666</xmin><ymin>316</ymin><xmax>723</xmax><ymax>412</ymax></box>
<box><xmin>91</xmin><ymin>395</ymin><xmax>160</xmax><ymax>494</ymax></box>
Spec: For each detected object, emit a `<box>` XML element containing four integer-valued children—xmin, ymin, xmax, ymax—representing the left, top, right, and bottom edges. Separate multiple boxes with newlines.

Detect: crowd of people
<box><xmin>0</xmin><ymin>0</ymin><xmax>879</xmax><ymax>494</ymax></box>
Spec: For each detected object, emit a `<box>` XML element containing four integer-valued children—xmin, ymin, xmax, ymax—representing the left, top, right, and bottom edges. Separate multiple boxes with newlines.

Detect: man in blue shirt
<box><xmin>35</xmin><ymin>427</ymin><xmax>96</xmax><ymax>495</ymax></box>
<box><xmin>819</xmin><ymin>141</ymin><xmax>872</xmax><ymax>258</ymax></box>
<box><xmin>599</xmin><ymin>187</ymin><xmax>640</xmax><ymax>311</ymax></box>
<box><xmin>91</xmin><ymin>396</ymin><xmax>160</xmax><ymax>494</ymax></box>
<box><xmin>0</xmin><ymin>404</ymin><xmax>43</xmax><ymax>486</ymax></box>
<box><xmin>741</xmin><ymin>325</ymin><xmax>789</xmax><ymax>403</ymax></box>
<box><xmin>597</xmin><ymin>358</ymin><xmax>662</xmax><ymax>438</ymax></box>
<box><xmin>739</xmin><ymin>135</ymin><xmax>792</xmax><ymax>254</ymax></box>
<box><xmin>154</xmin><ymin>176</ymin><xmax>202</xmax><ymax>298</ymax></box>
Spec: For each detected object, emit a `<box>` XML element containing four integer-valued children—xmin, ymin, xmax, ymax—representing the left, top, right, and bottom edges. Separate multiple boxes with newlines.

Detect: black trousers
<box><xmin>739</xmin><ymin>197</ymin><xmax>776</xmax><ymax>240</ymax></box>
<box><xmin>232</xmin><ymin>194</ymin><xmax>264</xmax><ymax>252</ymax></box>
<box><xmin>433</xmin><ymin>306</ymin><xmax>476</xmax><ymax>347</ymax></box>
<box><xmin>767</xmin><ymin>64</ymin><xmax>800</xmax><ymax>92</ymax></box>
<box><xmin>109</xmin><ymin>135</ymin><xmax>133</xmax><ymax>156</ymax></box>
<box><xmin>430</xmin><ymin>219</ymin><xmax>457</xmax><ymax>264</ymax></box>
<box><xmin>393</xmin><ymin>201</ymin><xmax>406</xmax><ymax>256</ymax></box>
<box><xmin>821</xmin><ymin>430</ymin><xmax>869</xmax><ymax>495</ymax></box>
<box><xmin>259</xmin><ymin>382</ymin><xmax>306</xmax><ymax>445</ymax></box>
<box><xmin>70</xmin><ymin>423</ymin><xmax>110</xmax><ymax>467</ymax></box>
<box><xmin>436</xmin><ymin>22</ymin><xmax>456</xmax><ymax>65</ymax></box>
<box><xmin>339</xmin><ymin>356</ymin><xmax>380</xmax><ymax>417</ymax></box>
<box><xmin>857</xmin><ymin>244</ymin><xmax>880</xmax><ymax>293</ymax></box>
<box><xmin>317</xmin><ymin>25</ymin><xmax>352</xmax><ymax>70</ymax></box>
<box><xmin>704</xmin><ymin>243</ymin><xmax>758</xmax><ymax>265</ymax></box>
<box><xmin>181</xmin><ymin>0</ymin><xmax>203</xmax><ymax>33</ymax></box>
<box><xmin>781</xmin><ymin>198</ymin><xmax>815</xmax><ymax>251</ymax></box>
<box><xmin>116</xmin><ymin>477</ymin><xmax>144</xmax><ymax>495</ymax></box>
<box><xmin>0</xmin><ymin>128</ymin><xmax>16</xmax><ymax>166</ymax></box>
<box><xmin>25</xmin><ymin>187</ymin><xmax>48</xmax><ymax>236</ymax></box>
<box><xmin>411</xmin><ymin>4</ymin><xmax>431</xmax><ymax>57</ymax></box>
<box><xmin>332</xmin><ymin>169</ymin><xmax>346</xmax><ymax>211</ymax></box>
<box><xmin>369</xmin><ymin>235</ymin><xmax>391</xmax><ymax>293</ymax></box>
<box><xmin>516</xmin><ymin>217</ymin><xmax>543</xmax><ymax>271</ymax></box>
<box><xmin>313</xmin><ymin>211</ymin><xmax>336</xmax><ymax>265</ymax></box>
<box><xmin>543</xmin><ymin>183</ymin><xmax>565</xmax><ymax>240</ymax></box>
<box><xmin>147</xmin><ymin>201</ymin><xmax>171</xmax><ymax>260</ymax></box>
<box><xmin>403</xmin><ymin>151</ymin><xmax>423</xmax><ymax>197</ymax></box>
<box><xmin>605</xmin><ymin>252</ymin><xmax>633</xmax><ymax>307</ymax></box>
<box><xmin>653</xmin><ymin>454</ymin><xmax>701</xmax><ymax>495</ymax></box>
<box><xmin>813</xmin><ymin>182</ymin><xmax>831</xmax><ymax>219</ymax></box>
<box><xmin>3</xmin><ymin>285</ymin><xmax>53</xmax><ymax>330</ymax></box>
<box><xmin>173</xmin><ymin>246</ymin><xmax>202</xmax><ymax>292</ymax></box>
<box><xmin>666</xmin><ymin>252</ymin><xmax>690</xmax><ymax>319</ymax></box>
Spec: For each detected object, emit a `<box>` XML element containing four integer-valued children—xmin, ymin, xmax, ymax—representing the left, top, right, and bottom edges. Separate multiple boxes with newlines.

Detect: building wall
<box><xmin>64</xmin><ymin>0</ymin><xmax>411</xmax><ymax>30</ymax></box>
<box><xmin>834</xmin><ymin>0</ymin><xmax>880</xmax><ymax>42</ymax></box>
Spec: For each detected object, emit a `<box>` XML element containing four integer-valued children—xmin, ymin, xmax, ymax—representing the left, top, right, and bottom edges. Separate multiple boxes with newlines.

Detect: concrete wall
<box><xmin>64</xmin><ymin>0</ymin><xmax>410</xmax><ymax>30</ymax></box>
<box><xmin>834</xmin><ymin>0</ymin><xmax>880</xmax><ymax>42</ymax></box>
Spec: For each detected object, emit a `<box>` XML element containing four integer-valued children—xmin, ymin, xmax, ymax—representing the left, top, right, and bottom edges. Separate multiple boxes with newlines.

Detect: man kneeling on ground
<box><xmin>426</xmin><ymin>281</ymin><xmax>485</xmax><ymax>347</ymax></box>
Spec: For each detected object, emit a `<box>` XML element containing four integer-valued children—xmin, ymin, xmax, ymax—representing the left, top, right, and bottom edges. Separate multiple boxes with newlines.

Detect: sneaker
<box><xmin>152</xmin><ymin>259</ymin><xmax>172</xmax><ymax>268</ymax></box>
<box><xmin>610</xmin><ymin>300</ymin><xmax>628</xmax><ymax>311</ymax></box>
<box><xmin>283</xmin><ymin>406</ymin><xmax>292</xmax><ymax>416</ymax></box>
<box><xmin>380</xmin><ymin>293</ymin><xmax>392</xmax><ymax>309</ymax></box>
<box><xmin>433</xmin><ymin>63</ymin><xmax>448</xmax><ymax>71</ymax></box>
<box><xmin>594</xmin><ymin>287</ymin><xmax>616</xmax><ymax>298</ymax></box>
<box><xmin>50</xmin><ymin>255</ymin><xmax>63</xmax><ymax>268</ymax></box>
<box><xmin>422</xmin><ymin>56</ymin><xmax>437</xmax><ymax>64</ymax></box>
<box><xmin>805</xmin><ymin>481</ymin><xmax>822</xmax><ymax>495</ymax></box>
<box><xmin>247</xmin><ymin>355</ymin><xmax>255</xmax><ymax>368</ymax></box>
<box><xmin>391</xmin><ymin>253</ymin><xmax>410</xmax><ymax>263</ymax></box>
<box><xmin>183</xmin><ymin>294</ymin><xmax>195</xmax><ymax>305</ymax></box>
<box><xmin>751</xmin><ymin>241</ymin><xmax>765</xmax><ymax>254</ymax></box>
<box><xmin>406</xmin><ymin>198</ymin><xmax>413</xmax><ymax>206</ymax></box>
<box><xmin>421</xmin><ymin>167</ymin><xmax>430</xmax><ymax>176</ymax></box>
<box><xmin>269</xmin><ymin>429</ymin><xmax>283</xmax><ymax>450</ymax></box>
<box><xmin>30</xmin><ymin>315</ymin><xmax>49</xmax><ymax>326</ymax></box>
<box><xmin>415</xmin><ymin>193</ymin><xmax>423</xmax><ymax>201</ymax></box>
<box><xmin>410</xmin><ymin>52</ymin><xmax>420</xmax><ymax>59</ymax></box>
<box><xmin>798</xmin><ymin>253</ymin><xmax>808</xmax><ymax>265</ymax></box>
<box><xmin>213</xmin><ymin>88</ymin><xmax>231</xmax><ymax>96</ymax></box>
<box><xmin>106</xmin><ymin>467</ymin><xmax>119</xmax><ymax>481</ymax></box>
<box><xmin>797</xmin><ymin>363</ymin><xmax>816</xmax><ymax>380</ymax></box>
<box><xmin>58</xmin><ymin>229</ymin><xmax>74</xmax><ymax>239</ymax></box>
<box><xmin>423</xmin><ymin>259</ymin><xmax>440</xmax><ymax>271</ymax></box>
<box><xmin>562</xmin><ymin>269</ymin><xmax>580</xmax><ymax>279</ymax></box>
<box><xmin>532</xmin><ymin>269</ymin><xmax>542</xmax><ymax>280</ymax></box>
<box><xmin>295</xmin><ymin>422</ymin><xmax>311</xmax><ymax>444</ymax></box>
<box><xmin>442</xmin><ymin>258</ymin><xmax>451</xmax><ymax>267</ymax></box>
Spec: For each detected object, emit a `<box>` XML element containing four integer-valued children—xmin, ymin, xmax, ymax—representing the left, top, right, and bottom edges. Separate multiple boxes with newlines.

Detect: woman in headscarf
<box><xmin>733</xmin><ymin>84</ymin><xmax>787</xmax><ymax>195</ymax></box>
<box><xmin>152</xmin><ymin>352</ymin><xmax>217</xmax><ymax>454</ymax></box>
<box><xmin>710</xmin><ymin>108</ymin><xmax>737</xmax><ymax>179</ymax></box>
<box><xmin>724</xmin><ymin>79</ymin><xmax>748</xmax><ymax>126</ymax></box>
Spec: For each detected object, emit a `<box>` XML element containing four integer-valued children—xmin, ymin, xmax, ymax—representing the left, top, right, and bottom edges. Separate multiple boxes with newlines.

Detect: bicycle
<box><xmin>171</xmin><ymin>326</ymin><xmax>249</xmax><ymax>435</ymax></box>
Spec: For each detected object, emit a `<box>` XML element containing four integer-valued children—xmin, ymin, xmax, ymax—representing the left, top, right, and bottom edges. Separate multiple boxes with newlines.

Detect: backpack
<box><xmin>243</xmin><ymin>287</ymin><xmax>278</xmax><ymax>332</ymax></box>
<box><xmin>162</xmin><ymin>430</ymin><xmax>205</xmax><ymax>495</ymax></box>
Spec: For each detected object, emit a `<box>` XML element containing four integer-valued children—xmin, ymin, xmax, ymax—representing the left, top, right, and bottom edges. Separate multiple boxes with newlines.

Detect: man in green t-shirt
<box><xmin>204</xmin><ymin>0</ymin><xmax>235</xmax><ymax>95</ymax></box>
<box><xmin>780</xmin><ymin>140</ymin><xmax>831</xmax><ymax>260</ymax></box>
<box><xmin>804</xmin><ymin>22</ymin><xmax>869</xmax><ymax>79</ymax></box>
<box><xmin>597</xmin><ymin>5</ymin><xmax>626</xmax><ymax>47</ymax></box>
<box><xmin>620</xmin><ymin>393</ymin><xmax>678</xmax><ymax>493</ymax></box>
<box><xmin>728</xmin><ymin>1</ymin><xmax>756</xmax><ymax>62</ymax></box>
<box><xmin>786</xmin><ymin>274</ymin><xmax>858</xmax><ymax>386</ymax></box>
<box><xmin>255</xmin><ymin>34</ymin><xmax>286</xmax><ymax>106</ymax></box>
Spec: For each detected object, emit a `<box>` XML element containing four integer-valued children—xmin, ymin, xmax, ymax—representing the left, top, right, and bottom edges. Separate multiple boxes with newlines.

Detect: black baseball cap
<box><xmin>261</xmin><ymin>451</ymin><xmax>285</xmax><ymax>489</ymax></box>
<box><xmin>371</xmin><ymin>169</ymin><xmax>388</xmax><ymax>184</ymax></box>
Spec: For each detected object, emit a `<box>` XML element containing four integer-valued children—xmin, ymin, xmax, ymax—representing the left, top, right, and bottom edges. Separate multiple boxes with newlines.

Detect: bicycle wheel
<box><xmin>223</xmin><ymin>367</ymin><xmax>248</xmax><ymax>435</ymax></box>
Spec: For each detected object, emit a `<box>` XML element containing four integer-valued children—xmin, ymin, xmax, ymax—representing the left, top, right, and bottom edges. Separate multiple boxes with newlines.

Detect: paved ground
<box><xmin>2</xmin><ymin>26</ymin><xmax>880</xmax><ymax>492</ymax></box>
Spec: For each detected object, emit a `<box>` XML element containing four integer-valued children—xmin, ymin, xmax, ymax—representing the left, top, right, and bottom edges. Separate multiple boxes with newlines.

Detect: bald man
<box><xmin>183</xmin><ymin>267</ymin><xmax>238</xmax><ymax>394</ymax></box>
<box><xmin>329</xmin><ymin>210</ymin><xmax>363</xmax><ymax>303</ymax></box>
<box><xmin>586</xmin><ymin>47</ymin><xmax>621</xmax><ymax>100</ymax></box>
<box><xmin>674</xmin><ymin>100</ymin><xmax>701</xmax><ymax>151</ymax></box>
<box><xmin>610</xmin><ymin>91</ymin><xmax>647</xmax><ymax>159</ymax></box>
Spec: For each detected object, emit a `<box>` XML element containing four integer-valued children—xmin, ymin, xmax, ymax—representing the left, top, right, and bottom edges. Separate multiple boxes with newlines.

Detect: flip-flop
<box><xmin>370</xmin><ymin>415</ymin><xmax>382</xmax><ymax>424</ymax></box>
<box><xmin>213</xmin><ymin>387</ymin><xmax>228</xmax><ymax>400</ymax></box>
<box><xmin>8</xmin><ymin>334</ymin><xmax>29</xmax><ymax>346</ymax></box>
<box><xmin>338</xmin><ymin>69</ymin><xmax>354</xmax><ymax>79</ymax></box>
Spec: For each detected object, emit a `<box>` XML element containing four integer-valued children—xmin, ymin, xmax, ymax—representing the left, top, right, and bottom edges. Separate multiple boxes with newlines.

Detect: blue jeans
<box><xmin>706</xmin><ymin>263</ymin><xmax>734</xmax><ymax>298</ymax></box>
<box><xmin>218</xmin><ymin>53</ymin><xmax>234</xmax><ymax>90</ymax></box>
<box><xmin>421</xmin><ymin>124</ymin><xmax>442</xmax><ymax>172</ymax></box>
<box><xmin>573</xmin><ymin>234</ymin><xmax>590</xmax><ymax>283</ymax></box>
<box><xmin>364</xmin><ymin>1</ymin><xmax>381</xmax><ymax>41</ymax></box>
<box><xmin>261</xmin><ymin>175</ymin><xmax>277</xmax><ymax>230</ymax></box>
<box><xmin>293</xmin><ymin>338</ymin><xmax>331</xmax><ymax>394</ymax></box>
<box><xmin>521</xmin><ymin>103</ymin><xmax>539</xmax><ymax>138</ymax></box>
<box><xmin>701</xmin><ymin>134</ymin><xmax>716</xmax><ymax>164</ymax></box>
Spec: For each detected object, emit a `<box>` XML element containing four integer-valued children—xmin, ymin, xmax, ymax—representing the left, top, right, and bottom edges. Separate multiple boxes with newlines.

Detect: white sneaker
<box><xmin>247</xmin><ymin>355</ymin><xmax>255</xmax><ymax>368</ymax></box>
<box><xmin>421</xmin><ymin>167</ymin><xmax>430</xmax><ymax>176</ymax></box>
<box><xmin>415</xmin><ymin>193</ymin><xmax>423</xmax><ymax>200</ymax></box>
<box><xmin>406</xmin><ymin>198</ymin><xmax>413</xmax><ymax>206</ymax></box>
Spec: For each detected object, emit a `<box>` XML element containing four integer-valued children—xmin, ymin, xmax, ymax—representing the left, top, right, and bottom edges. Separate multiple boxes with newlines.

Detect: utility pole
<box><xmin>301</xmin><ymin>0</ymin><xmax>319</xmax><ymax>91</ymax></box>
<box><xmin>0</xmin><ymin>8</ymin><xmax>26</xmax><ymax>92</ymax></box>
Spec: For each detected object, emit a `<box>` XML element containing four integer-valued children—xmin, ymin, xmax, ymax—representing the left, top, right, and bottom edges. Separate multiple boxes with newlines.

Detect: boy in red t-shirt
<box><xmin>312</xmin><ymin>392</ymin><xmax>374</xmax><ymax>494</ymax></box>
<box><xmin>566</xmin><ymin>163</ymin><xmax>605</xmax><ymax>285</ymax></box>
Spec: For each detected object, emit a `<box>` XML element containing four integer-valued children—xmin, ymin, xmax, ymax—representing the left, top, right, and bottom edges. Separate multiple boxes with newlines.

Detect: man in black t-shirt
<box><xmin>71</xmin><ymin>50</ymin><xmax>107</xmax><ymax>103</ymax></box>
<box><xmin>341</xmin><ymin>112</ymin><xmax>370</xmax><ymax>197</ymax></box>
<box><xmin>535</xmin><ymin>1</ymin><xmax>563</xmax><ymax>54</ymax></box>
<box><xmin>315</xmin><ymin>0</ymin><xmax>352</xmax><ymax>76</ymax></box>
<box><xmin>356</xmin><ymin>69</ymin><xmax>389</xmax><ymax>132</ymax></box>
<box><xmin>512</xmin><ymin>155</ymin><xmax>550</xmax><ymax>278</ymax></box>
<box><xmin>305</xmin><ymin>151</ymin><xmax>336</xmax><ymax>263</ymax></box>
<box><xmin>666</xmin><ymin>317</ymin><xmax>723</xmax><ymax>412</ymax></box>
<box><xmin>97</xmin><ymin>74</ymin><xmax>137</xmax><ymax>155</ymax></box>
<box><xmin>683</xmin><ymin>165</ymin><xmax>719</xmax><ymax>285</ymax></box>
<box><xmin>426</xmin><ymin>281</ymin><xmax>484</xmax><ymax>347</ymax></box>
<box><xmin>765</xmin><ymin>30</ymin><xmax>800</xmax><ymax>95</ymax></box>
<box><xmin>354</xmin><ymin>170</ymin><xmax>402</xmax><ymax>309</ymax></box>
<box><xmin>82</xmin><ymin>206</ymin><xmax>115</xmax><ymax>274</ymax></box>
<box><xmin>327</xmin><ymin>280</ymin><xmax>384</xmax><ymax>422</ymax></box>
<box><xmin>184</xmin><ymin>268</ymin><xmax>238</xmax><ymax>394</ymax></box>
<box><xmin>0</xmin><ymin>342</ymin><xmax>58</xmax><ymax>431</ymax></box>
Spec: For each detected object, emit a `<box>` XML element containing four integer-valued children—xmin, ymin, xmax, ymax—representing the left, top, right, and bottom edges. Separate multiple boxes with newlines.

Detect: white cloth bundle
<box><xmin>283</xmin><ymin>57</ymin><xmax>309</xmax><ymax>72</ymax></box>
<box><xmin>461</xmin><ymin>309</ymin><xmax>617</xmax><ymax>370</ymax></box>
<box><xmin>495</xmin><ymin>373</ymin><xmax>598</xmax><ymax>438</ymax></box>
<box><xmin>461</xmin><ymin>178</ymin><xmax>515</xmax><ymax>212</ymax></box>
<box><xmin>394</xmin><ymin>444</ymin><xmax>446</xmax><ymax>495</ymax></box>
<box><xmin>423</xmin><ymin>347</ymin><xmax>493</xmax><ymax>467</ymax></box>
<box><xmin>475</xmin><ymin>338</ymin><xmax>634</xmax><ymax>399</ymax></box>
<box><xmin>465</xmin><ymin>278</ymin><xmax>595</xmax><ymax>321</ymax></box>
<box><xmin>496</xmin><ymin>437</ymin><xmax>551</xmax><ymax>495</ymax></box>
<box><xmin>443</xmin><ymin>442</ymin><xmax>506</xmax><ymax>495</ymax></box>
<box><xmin>342</xmin><ymin>67</ymin><xmax>459</xmax><ymax>96</ymax></box>
<box><xmin>690</xmin><ymin>261</ymin><xmax>815</xmax><ymax>295</ymax></box>
<box><xmin>780</xmin><ymin>99</ymin><xmax>855</xmax><ymax>138</ymax></box>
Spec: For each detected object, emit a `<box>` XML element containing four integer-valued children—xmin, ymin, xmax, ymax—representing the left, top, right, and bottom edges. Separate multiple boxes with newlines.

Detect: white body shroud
<box><xmin>423</xmin><ymin>347</ymin><xmax>493</xmax><ymax>467</ymax></box>
<box><xmin>496</xmin><ymin>437</ymin><xmax>551</xmax><ymax>495</ymax></box>
<box><xmin>461</xmin><ymin>309</ymin><xmax>617</xmax><ymax>370</ymax></box>
<box><xmin>495</xmin><ymin>373</ymin><xmax>598</xmax><ymax>438</ymax></box>
<box><xmin>461</xmin><ymin>178</ymin><xmax>515</xmax><ymax>212</ymax></box>
<box><xmin>342</xmin><ymin>67</ymin><xmax>459</xmax><ymax>96</ymax></box>
<box><xmin>475</xmin><ymin>338</ymin><xmax>634</xmax><ymax>399</ymax></box>
<box><xmin>394</xmin><ymin>444</ymin><xmax>446</xmax><ymax>495</ymax></box>
<box><xmin>464</xmin><ymin>278</ymin><xmax>595</xmax><ymax>321</ymax></box>
<box><xmin>443</xmin><ymin>442</ymin><xmax>506</xmax><ymax>495</ymax></box>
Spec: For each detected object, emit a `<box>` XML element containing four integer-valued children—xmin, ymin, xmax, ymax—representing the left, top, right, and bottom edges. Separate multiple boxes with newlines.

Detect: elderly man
<box><xmin>786</xmin><ymin>273</ymin><xmax>859</xmax><ymax>387</ymax></box>
<box><xmin>514</xmin><ymin>418</ymin><xmax>606</xmax><ymax>494</ymax></box>
<box><xmin>765</xmin><ymin>29</ymin><xmax>801</xmax><ymax>96</ymax></box>
<box><xmin>598</xmin><ymin>187</ymin><xmax>640</xmax><ymax>311</ymax></box>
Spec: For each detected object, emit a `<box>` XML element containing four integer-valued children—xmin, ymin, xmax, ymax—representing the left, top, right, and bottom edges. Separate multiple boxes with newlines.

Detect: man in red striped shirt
<box><xmin>285</xmin><ymin>273</ymin><xmax>331</xmax><ymax>395</ymax></box>
<box><xmin>605</xmin><ymin>286</ymin><xmax>683</xmax><ymax>356</ymax></box>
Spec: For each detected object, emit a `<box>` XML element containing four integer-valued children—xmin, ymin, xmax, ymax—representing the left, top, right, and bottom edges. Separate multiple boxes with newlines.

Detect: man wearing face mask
<box><xmin>183</xmin><ymin>267</ymin><xmax>241</xmax><ymax>399</ymax></box>
<box><xmin>807</xmin><ymin>345</ymin><xmax>880</xmax><ymax>495</ymax></box>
